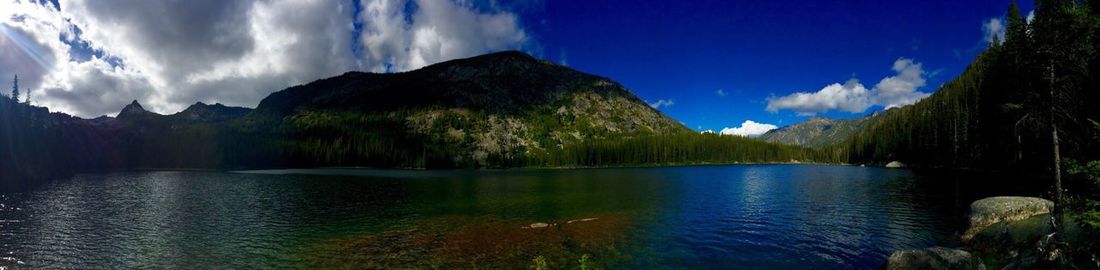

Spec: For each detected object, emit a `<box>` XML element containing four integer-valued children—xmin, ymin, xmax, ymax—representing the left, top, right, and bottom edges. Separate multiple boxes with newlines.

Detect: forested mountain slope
<box><xmin>1</xmin><ymin>51</ymin><xmax>823</xmax><ymax>185</ymax></box>
<box><xmin>238</xmin><ymin>51</ymin><xmax>690</xmax><ymax>168</ymax></box>
<box><xmin>831</xmin><ymin>0</ymin><xmax>1100</xmax><ymax>172</ymax></box>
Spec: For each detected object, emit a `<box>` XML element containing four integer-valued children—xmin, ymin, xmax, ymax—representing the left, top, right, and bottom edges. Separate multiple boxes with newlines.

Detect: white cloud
<box><xmin>1027</xmin><ymin>10</ymin><xmax>1035</xmax><ymax>24</ymax></box>
<box><xmin>716</xmin><ymin>89</ymin><xmax>727</xmax><ymax>96</ymax></box>
<box><xmin>720</xmin><ymin>120</ymin><xmax>778</xmax><ymax>137</ymax></box>
<box><xmin>648</xmin><ymin>99</ymin><xmax>674</xmax><ymax>109</ymax></box>
<box><xmin>873</xmin><ymin>58</ymin><xmax>928</xmax><ymax>109</ymax></box>
<box><xmin>765</xmin><ymin>58</ymin><xmax>930</xmax><ymax>115</ymax></box>
<box><xmin>982</xmin><ymin>18</ymin><xmax>1005</xmax><ymax>44</ymax></box>
<box><xmin>359</xmin><ymin>0</ymin><xmax>529</xmax><ymax>72</ymax></box>
<box><xmin>0</xmin><ymin>0</ymin><xmax>530</xmax><ymax>117</ymax></box>
<box><xmin>0</xmin><ymin>1</ymin><xmax>68</xmax><ymax>102</ymax></box>
<box><xmin>766</xmin><ymin>79</ymin><xmax>871</xmax><ymax>115</ymax></box>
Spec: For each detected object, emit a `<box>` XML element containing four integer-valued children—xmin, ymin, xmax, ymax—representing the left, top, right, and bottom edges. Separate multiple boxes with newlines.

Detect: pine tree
<box><xmin>10</xmin><ymin>75</ymin><xmax>18</xmax><ymax>101</ymax></box>
<box><xmin>1029</xmin><ymin>0</ymin><xmax>1096</xmax><ymax>239</ymax></box>
<box><xmin>1005</xmin><ymin>1</ymin><xmax>1027</xmax><ymax>48</ymax></box>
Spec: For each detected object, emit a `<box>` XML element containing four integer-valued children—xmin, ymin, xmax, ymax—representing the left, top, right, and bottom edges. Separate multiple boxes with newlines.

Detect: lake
<box><xmin>0</xmin><ymin>164</ymin><xmax>1045</xmax><ymax>269</ymax></box>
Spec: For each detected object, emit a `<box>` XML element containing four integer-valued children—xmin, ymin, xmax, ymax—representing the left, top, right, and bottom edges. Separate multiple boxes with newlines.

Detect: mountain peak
<box><xmin>117</xmin><ymin>100</ymin><xmax>149</xmax><ymax>118</ymax></box>
<box><xmin>422</xmin><ymin>50</ymin><xmax>544</xmax><ymax>71</ymax></box>
<box><xmin>476</xmin><ymin>50</ymin><xmax>536</xmax><ymax>61</ymax></box>
<box><xmin>254</xmin><ymin>50</ymin><xmax>622</xmax><ymax>117</ymax></box>
<box><xmin>176</xmin><ymin>101</ymin><xmax>251</xmax><ymax>122</ymax></box>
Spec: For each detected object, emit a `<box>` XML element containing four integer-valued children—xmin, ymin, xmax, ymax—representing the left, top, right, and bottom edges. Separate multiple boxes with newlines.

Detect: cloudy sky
<box><xmin>1</xmin><ymin>0</ymin><xmax>1031</xmax><ymax>136</ymax></box>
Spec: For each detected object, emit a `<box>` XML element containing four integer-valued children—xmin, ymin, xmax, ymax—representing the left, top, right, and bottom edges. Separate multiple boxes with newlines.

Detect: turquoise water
<box><xmin>0</xmin><ymin>165</ymin><xmax>1042</xmax><ymax>269</ymax></box>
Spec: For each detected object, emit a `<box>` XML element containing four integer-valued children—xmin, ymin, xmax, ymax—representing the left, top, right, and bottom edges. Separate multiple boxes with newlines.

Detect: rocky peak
<box><xmin>117</xmin><ymin>100</ymin><xmax>150</xmax><ymax>119</ymax></box>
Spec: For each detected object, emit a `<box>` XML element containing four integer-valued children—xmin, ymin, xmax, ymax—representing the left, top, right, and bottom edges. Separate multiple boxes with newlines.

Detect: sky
<box><xmin>0</xmin><ymin>0</ymin><xmax>1034</xmax><ymax>136</ymax></box>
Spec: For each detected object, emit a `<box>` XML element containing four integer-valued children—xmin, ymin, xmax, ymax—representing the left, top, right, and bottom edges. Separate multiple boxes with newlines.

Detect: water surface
<box><xmin>0</xmin><ymin>165</ymin><xmax>1043</xmax><ymax>269</ymax></box>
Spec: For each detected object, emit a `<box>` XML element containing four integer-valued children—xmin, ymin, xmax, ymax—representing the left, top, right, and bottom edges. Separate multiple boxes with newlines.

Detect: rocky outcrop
<box><xmin>885</xmin><ymin>197</ymin><xmax>1073</xmax><ymax>269</ymax></box>
<box><xmin>885</xmin><ymin>247</ymin><xmax>986</xmax><ymax>270</ymax></box>
<box><xmin>885</xmin><ymin>161</ymin><xmax>905</xmax><ymax>168</ymax></box>
<box><xmin>116</xmin><ymin>100</ymin><xmax>154</xmax><ymax>119</ymax></box>
<box><xmin>962</xmin><ymin>196</ymin><xmax>1053</xmax><ymax>241</ymax></box>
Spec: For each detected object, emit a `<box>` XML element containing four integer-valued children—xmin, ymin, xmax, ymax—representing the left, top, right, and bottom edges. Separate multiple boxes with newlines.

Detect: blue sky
<box><xmin>1</xmin><ymin>0</ymin><xmax>1032</xmax><ymax>131</ymax></box>
<box><xmin>510</xmin><ymin>0</ymin><xmax>1034</xmax><ymax>132</ymax></box>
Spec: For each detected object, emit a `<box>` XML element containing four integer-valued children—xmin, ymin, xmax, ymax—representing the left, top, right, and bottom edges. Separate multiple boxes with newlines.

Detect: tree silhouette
<box><xmin>10</xmin><ymin>75</ymin><xmax>18</xmax><ymax>101</ymax></box>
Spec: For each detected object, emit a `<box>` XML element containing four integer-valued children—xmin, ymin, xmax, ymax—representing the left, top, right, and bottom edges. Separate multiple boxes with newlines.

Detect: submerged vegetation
<box><xmin>302</xmin><ymin>214</ymin><xmax>632</xmax><ymax>269</ymax></box>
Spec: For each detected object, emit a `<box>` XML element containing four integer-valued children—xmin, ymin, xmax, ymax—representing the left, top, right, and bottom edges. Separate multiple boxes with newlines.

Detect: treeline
<box><xmin>0</xmin><ymin>97</ymin><xmax>67</xmax><ymax>186</ymax></box>
<box><xmin>0</xmin><ymin>92</ymin><xmax>128</xmax><ymax>188</ymax></box>
<box><xmin>834</xmin><ymin>0</ymin><xmax>1100</xmax><ymax>172</ymax></box>
<box><xmin>269</xmin><ymin>127</ymin><xmax>826</xmax><ymax>169</ymax></box>
<box><xmin>248</xmin><ymin>110</ymin><xmax>827</xmax><ymax>169</ymax></box>
<box><xmin>530</xmin><ymin>133</ymin><xmax>830</xmax><ymax>167</ymax></box>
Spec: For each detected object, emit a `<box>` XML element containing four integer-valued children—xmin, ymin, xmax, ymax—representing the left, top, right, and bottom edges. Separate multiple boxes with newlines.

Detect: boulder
<box><xmin>886</xmin><ymin>247</ymin><xmax>986</xmax><ymax>270</ymax></box>
<box><xmin>962</xmin><ymin>196</ymin><xmax>1053</xmax><ymax>241</ymax></box>
<box><xmin>885</xmin><ymin>161</ymin><xmax>905</xmax><ymax>168</ymax></box>
<box><xmin>523</xmin><ymin>222</ymin><xmax>551</xmax><ymax>229</ymax></box>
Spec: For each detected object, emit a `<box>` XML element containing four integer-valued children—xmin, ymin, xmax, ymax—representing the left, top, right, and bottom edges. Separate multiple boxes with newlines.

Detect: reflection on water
<box><xmin>0</xmin><ymin>165</ymin><xmax>1044</xmax><ymax>269</ymax></box>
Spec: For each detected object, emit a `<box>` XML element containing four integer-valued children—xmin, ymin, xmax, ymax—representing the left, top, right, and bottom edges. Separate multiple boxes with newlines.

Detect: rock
<box><xmin>566</xmin><ymin>218</ymin><xmax>598</xmax><ymax>224</ymax></box>
<box><xmin>962</xmin><ymin>196</ymin><xmax>1053</xmax><ymax>241</ymax></box>
<box><xmin>885</xmin><ymin>161</ymin><xmax>905</xmax><ymax>168</ymax></box>
<box><xmin>886</xmin><ymin>247</ymin><xmax>986</xmax><ymax>270</ymax></box>
<box><xmin>523</xmin><ymin>222</ymin><xmax>551</xmax><ymax>229</ymax></box>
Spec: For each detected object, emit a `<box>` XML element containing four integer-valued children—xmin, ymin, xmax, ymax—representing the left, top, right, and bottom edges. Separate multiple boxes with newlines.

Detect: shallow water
<box><xmin>0</xmin><ymin>164</ymin><xmax>1045</xmax><ymax>269</ymax></box>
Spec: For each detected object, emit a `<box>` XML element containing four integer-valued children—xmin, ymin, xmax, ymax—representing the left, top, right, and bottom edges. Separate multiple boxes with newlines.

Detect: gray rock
<box><xmin>885</xmin><ymin>161</ymin><xmax>905</xmax><ymax>168</ymax></box>
<box><xmin>886</xmin><ymin>247</ymin><xmax>986</xmax><ymax>270</ymax></box>
<box><xmin>962</xmin><ymin>196</ymin><xmax>1054</xmax><ymax>241</ymax></box>
<box><xmin>523</xmin><ymin>222</ymin><xmax>551</xmax><ymax>229</ymax></box>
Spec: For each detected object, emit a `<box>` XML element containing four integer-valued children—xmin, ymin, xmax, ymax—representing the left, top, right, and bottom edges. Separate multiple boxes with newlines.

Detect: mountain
<box><xmin>117</xmin><ymin>100</ymin><xmax>153</xmax><ymax>119</ymax></box>
<box><xmin>3</xmin><ymin>51</ymin><xmax>725</xmax><ymax>184</ymax></box>
<box><xmin>240</xmin><ymin>50</ymin><xmax>689</xmax><ymax>167</ymax></box>
<box><xmin>176</xmin><ymin>102</ymin><xmax>251</xmax><ymax>122</ymax></box>
<box><xmin>758</xmin><ymin>117</ymin><xmax>867</xmax><ymax>147</ymax></box>
<box><xmin>1</xmin><ymin>51</ymin><xmax>830</xmax><ymax>185</ymax></box>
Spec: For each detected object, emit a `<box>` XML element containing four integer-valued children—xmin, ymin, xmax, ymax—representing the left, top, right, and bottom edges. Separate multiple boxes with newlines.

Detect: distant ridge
<box><xmin>758</xmin><ymin>116</ymin><xmax>867</xmax><ymax>147</ymax></box>
<box><xmin>177</xmin><ymin>102</ymin><xmax>251</xmax><ymax>122</ymax></box>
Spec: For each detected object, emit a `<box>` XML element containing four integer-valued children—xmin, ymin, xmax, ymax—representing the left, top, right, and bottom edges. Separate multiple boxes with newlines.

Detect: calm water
<box><xmin>0</xmin><ymin>165</ymin><xmax>1043</xmax><ymax>269</ymax></box>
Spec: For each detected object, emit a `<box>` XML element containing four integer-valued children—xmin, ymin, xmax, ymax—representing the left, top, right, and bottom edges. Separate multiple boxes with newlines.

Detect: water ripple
<box><xmin>0</xmin><ymin>166</ymin><xmax>1045</xmax><ymax>269</ymax></box>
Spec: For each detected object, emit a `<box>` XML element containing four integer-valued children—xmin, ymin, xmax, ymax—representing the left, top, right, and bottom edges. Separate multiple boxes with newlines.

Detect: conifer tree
<box><xmin>10</xmin><ymin>75</ymin><xmax>18</xmax><ymax>101</ymax></box>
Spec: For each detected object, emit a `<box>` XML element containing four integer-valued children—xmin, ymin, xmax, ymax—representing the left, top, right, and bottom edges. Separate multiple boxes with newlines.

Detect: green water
<box><xmin>0</xmin><ymin>165</ymin><xmax>1043</xmax><ymax>269</ymax></box>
